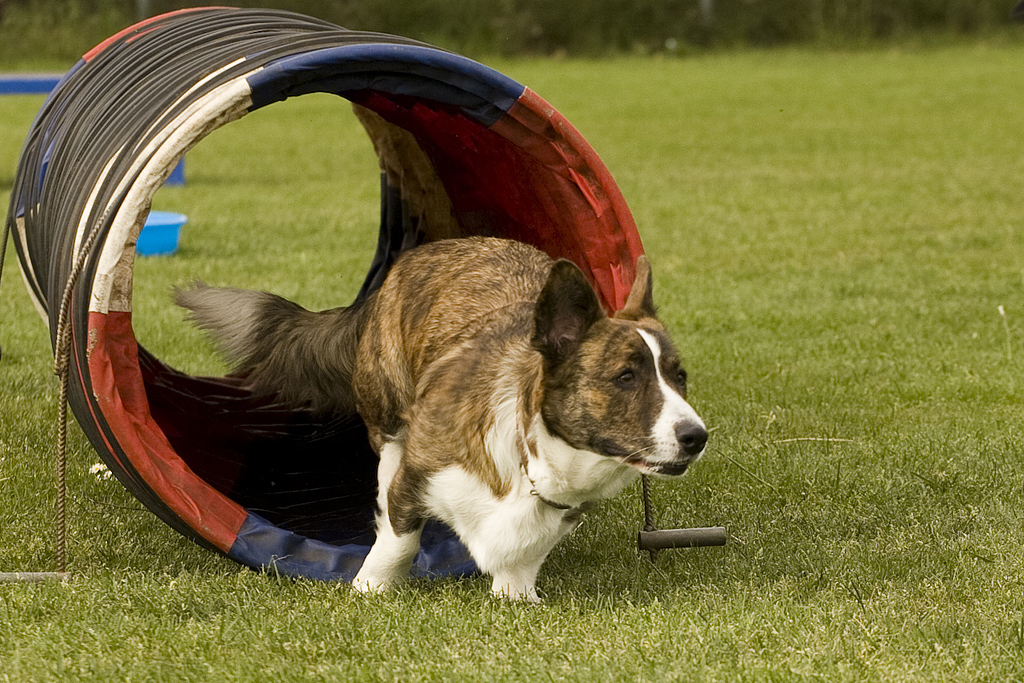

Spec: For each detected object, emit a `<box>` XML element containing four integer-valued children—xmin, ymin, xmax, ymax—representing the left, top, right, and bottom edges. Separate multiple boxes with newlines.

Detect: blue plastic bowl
<box><xmin>138</xmin><ymin>211</ymin><xmax>187</xmax><ymax>256</ymax></box>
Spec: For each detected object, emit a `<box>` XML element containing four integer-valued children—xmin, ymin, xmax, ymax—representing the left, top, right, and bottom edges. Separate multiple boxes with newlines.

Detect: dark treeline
<box><xmin>2</xmin><ymin>0</ymin><xmax>1023</xmax><ymax>60</ymax></box>
<box><xmin>227</xmin><ymin>0</ymin><xmax>1021</xmax><ymax>53</ymax></box>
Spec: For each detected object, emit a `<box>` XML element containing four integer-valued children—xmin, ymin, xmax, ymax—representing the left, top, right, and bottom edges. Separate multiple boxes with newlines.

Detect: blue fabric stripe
<box><xmin>14</xmin><ymin>61</ymin><xmax>86</xmax><ymax>219</ymax></box>
<box><xmin>228</xmin><ymin>513</ymin><xmax>477</xmax><ymax>583</ymax></box>
<box><xmin>246</xmin><ymin>44</ymin><xmax>525</xmax><ymax>127</ymax></box>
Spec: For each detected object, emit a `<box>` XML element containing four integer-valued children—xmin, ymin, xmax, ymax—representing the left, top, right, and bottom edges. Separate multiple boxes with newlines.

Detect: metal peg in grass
<box><xmin>638</xmin><ymin>475</ymin><xmax>726</xmax><ymax>561</ymax></box>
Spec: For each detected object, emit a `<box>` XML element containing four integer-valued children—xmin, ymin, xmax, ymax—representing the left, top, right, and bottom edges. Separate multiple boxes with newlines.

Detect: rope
<box><xmin>55</xmin><ymin>360</ymin><xmax>68</xmax><ymax>572</ymax></box>
<box><xmin>49</xmin><ymin>216</ymin><xmax>107</xmax><ymax>575</ymax></box>
<box><xmin>640</xmin><ymin>474</ymin><xmax>658</xmax><ymax>562</ymax></box>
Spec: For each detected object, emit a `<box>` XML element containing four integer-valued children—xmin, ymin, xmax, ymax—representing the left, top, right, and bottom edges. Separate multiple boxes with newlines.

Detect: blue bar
<box><xmin>166</xmin><ymin>158</ymin><xmax>185</xmax><ymax>186</ymax></box>
<box><xmin>0</xmin><ymin>74</ymin><xmax>63</xmax><ymax>95</ymax></box>
<box><xmin>2</xmin><ymin>72</ymin><xmax>185</xmax><ymax>185</ymax></box>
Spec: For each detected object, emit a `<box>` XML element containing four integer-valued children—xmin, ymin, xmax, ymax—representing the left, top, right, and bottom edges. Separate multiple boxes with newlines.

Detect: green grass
<box><xmin>2</xmin><ymin>43</ymin><xmax>1024</xmax><ymax>681</ymax></box>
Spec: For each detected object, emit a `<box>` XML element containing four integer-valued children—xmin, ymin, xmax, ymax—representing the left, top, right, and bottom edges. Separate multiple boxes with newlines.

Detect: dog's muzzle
<box><xmin>676</xmin><ymin>423</ymin><xmax>708</xmax><ymax>458</ymax></box>
<box><xmin>647</xmin><ymin>423</ymin><xmax>707</xmax><ymax>476</ymax></box>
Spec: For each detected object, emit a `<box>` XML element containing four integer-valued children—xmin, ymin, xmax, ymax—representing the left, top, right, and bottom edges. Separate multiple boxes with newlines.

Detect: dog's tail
<box><xmin>173</xmin><ymin>283</ymin><xmax>373</xmax><ymax>415</ymax></box>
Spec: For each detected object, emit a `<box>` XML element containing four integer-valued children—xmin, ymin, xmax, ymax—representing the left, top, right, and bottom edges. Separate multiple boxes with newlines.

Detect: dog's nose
<box><xmin>676</xmin><ymin>423</ymin><xmax>708</xmax><ymax>456</ymax></box>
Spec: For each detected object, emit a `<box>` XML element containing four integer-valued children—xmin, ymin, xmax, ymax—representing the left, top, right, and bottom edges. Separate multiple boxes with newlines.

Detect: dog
<box><xmin>175</xmin><ymin>236</ymin><xmax>707</xmax><ymax>601</ymax></box>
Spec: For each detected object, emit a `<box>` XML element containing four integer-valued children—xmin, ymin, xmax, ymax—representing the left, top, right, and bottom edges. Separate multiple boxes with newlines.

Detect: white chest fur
<box><xmin>420</xmin><ymin>413</ymin><xmax>638</xmax><ymax>601</ymax></box>
<box><xmin>525</xmin><ymin>415</ymin><xmax>640</xmax><ymax>507</ymax></box>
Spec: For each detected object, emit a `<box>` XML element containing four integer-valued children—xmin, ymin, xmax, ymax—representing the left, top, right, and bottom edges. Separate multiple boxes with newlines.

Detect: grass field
<box><xmin>2</xmin><ymin>42</ymin><xmax>1024</xmax><ymax>681</ymax></box>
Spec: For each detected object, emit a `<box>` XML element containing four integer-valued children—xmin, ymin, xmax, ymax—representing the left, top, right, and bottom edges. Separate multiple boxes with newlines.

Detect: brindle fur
<box><xmin>176</xmin><ymin>236</ymin><xmax>704</xmax><ymax>598</ymax></box>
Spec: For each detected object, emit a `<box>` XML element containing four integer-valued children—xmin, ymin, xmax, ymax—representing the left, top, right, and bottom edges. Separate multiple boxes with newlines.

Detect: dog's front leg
<box><xmin>478</xmin><ymin>523</ymin><xmax>566</xmax><ymax>604</ymax></box>
<box><xmin>353</xmin><ymin>437</ymin><xmax>423</xmax><ymax>593</ymax></box>
<box><xmin>353</xmin><ymin>521</ymin><xmax>422</xmax><ymax>594</ymax></box>
<box><xmin>490</xmin><ymin>557</ymin><xmax>547</xmax><ymax>604</ymax></box>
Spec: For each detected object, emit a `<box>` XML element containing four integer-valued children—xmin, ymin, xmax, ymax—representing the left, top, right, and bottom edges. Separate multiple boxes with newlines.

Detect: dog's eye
<box><xmin>614</xmin><ymin>370</ymin><xmax>636</xmax><ymax>388</ymax></box>
<box><xmin>675</xmin><ymin>368</ymin><xmax>688</xmax><ymax>388</ymax></box>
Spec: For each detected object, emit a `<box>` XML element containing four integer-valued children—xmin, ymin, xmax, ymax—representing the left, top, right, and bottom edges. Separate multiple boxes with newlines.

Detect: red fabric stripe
<box><xmin>492</xmin><ymin>88</ymin><xmax>644</xmax><ymax>311</ymax></box>
<box><xmin>69</xmin><ymin>317</ymin><xmax>124</xmax><ymax>472</ymax></box>
<box><xmin>351</xmin><ymin>90</ymin><xmax>643</xmax><ymax>312</ymax></box>
<box><xmin>86</xmin><ymin>311</ymin><xmax>247</xmax><ymax>552</ymax></box>
<box><xmin>83</xmin><ymin>7</ymin><xmax>236</xmax><ymax>62</ymax></box>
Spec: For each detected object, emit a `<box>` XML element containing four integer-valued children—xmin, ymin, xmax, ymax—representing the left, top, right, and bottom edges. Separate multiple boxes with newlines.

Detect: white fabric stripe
<box><xmin>12</xmin><ymin>216</ymin><xmax>49</xmax><ymax>324</ymax></box>
<box><xmin>72</xmin><ymin>154</ymin><xmax>121</xmax><ymax>257</ymax></box>
<box><xmin>169</xmin><ymin>57</ymin><xmax>249</xmax><ymax>113</ymax></box>
<box><xmin>72</xmin><ymin>59</ymin><xmax>248</xmax><ymax>259</ymax></box>
<box><xmin>89</xmin><ymin>72</ymin><xmax>260</xmax><ymax>314</ymax></box>
<box><xmin>17</xmin><ymin>61</ymin><xmax>255</xmax><ymax>324</ymax></box>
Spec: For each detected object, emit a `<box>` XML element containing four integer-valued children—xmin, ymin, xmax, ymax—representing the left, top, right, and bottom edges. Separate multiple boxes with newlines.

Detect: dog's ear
<box><xmin>615</xmin><ymin>255</ymin><xmax>656</xmax><ymax>321</ymax></box>
<box><xmin>533</xmin><ymin>259</ymin><xmax>604</xmax><ymax>367</ymax></box>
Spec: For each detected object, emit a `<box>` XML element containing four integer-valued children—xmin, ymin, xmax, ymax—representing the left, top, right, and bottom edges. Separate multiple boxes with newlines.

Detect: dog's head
<box><xmin>532</xmin><ymin>256</ymin><xmax>707</xmax><ymax>476</ymax></box>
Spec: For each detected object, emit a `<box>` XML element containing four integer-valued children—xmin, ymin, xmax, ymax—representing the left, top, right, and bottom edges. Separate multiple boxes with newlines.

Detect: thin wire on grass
<box><xmin>773</xmin><ymin>437</ymin><xmax>857</xmax><ymax>444</ymax></box>
<box><xmin>998</xmin><ymin>305</ymin><xmax>1012</xmax><ymax>361</ymax></box>
<box><xmin>0</xmin><ymin>219</ymin><xmax>72</xmax><ymax>581</ymax></box>
<box><xmin>723</xmin><ymin>454</ymin><xmax>778</xmax><ymax>492</ymax></box>
<box><xmin>0</xmin><ymin>221</ymin><xmax>9</xmax><ymax>362</ymax></box>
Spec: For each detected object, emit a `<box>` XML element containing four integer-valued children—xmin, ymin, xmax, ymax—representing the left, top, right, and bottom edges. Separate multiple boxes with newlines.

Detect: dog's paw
<box><xmin>491</xmin><ymin>579</ymin><xmax>543</xmax><ymax>604</ymax></box>
<box><xmin>351</xmin><ymin>574</ymin><xmax>394</xmax><ymax>595</ymax></box>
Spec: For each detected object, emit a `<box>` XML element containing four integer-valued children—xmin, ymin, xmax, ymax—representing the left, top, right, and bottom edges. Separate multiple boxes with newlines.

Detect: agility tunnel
<box><xmin>4</xmin><ymin>7</ymin><xmax>644</xmax><ymax>581</ymax></box>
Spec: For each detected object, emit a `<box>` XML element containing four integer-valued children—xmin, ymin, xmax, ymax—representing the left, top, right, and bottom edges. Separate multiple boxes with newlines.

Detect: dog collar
<box><xmin>529</xmin><ymin>483</ymin><xmax>575</xmax><ymax>511</ymax></box>
<box><xmin>522</xmin><ymin>463</ymin><xmax>596</xmax><ymax>515</ymax></box>
<box><xmin>518</xmin><ymin>417</ymin><xmax>592</xmax><ymax>514</ymax></box>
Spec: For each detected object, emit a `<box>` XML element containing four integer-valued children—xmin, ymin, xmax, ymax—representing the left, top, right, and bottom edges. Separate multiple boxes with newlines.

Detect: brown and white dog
<box><xmin>175</xmin><ymin>237</ymin><xmax>707</xmax><ymax>601</ymax></box>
